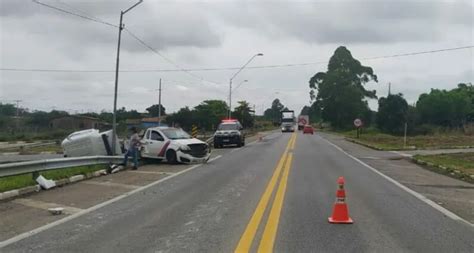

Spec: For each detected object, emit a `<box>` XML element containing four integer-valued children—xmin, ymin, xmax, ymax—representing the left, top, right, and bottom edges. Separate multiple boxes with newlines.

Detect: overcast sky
<box><xmin>0</xmin><ymin>0</ymin><xmax>473</xmax><ymax>115</ymax></box>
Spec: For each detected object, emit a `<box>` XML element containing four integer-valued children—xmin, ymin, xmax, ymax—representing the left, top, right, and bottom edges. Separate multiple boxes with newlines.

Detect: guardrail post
<box><xmin>32</xmin><ymin>171</ymin><xmax>39</xmax><ymax>180</ymax></box>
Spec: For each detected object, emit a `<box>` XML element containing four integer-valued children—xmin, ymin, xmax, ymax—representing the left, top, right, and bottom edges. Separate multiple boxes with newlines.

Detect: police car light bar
<box><xmin>222</xmin><ymin>119</ymin><xmax>238</xmax><ymax>123</ymax></box>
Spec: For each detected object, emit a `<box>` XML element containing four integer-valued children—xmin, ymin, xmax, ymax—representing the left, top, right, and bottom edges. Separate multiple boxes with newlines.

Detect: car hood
<box><xmin>172</xmin><ymin>138</ymin><xmax>207</xmax><ymax>146</ymax></box>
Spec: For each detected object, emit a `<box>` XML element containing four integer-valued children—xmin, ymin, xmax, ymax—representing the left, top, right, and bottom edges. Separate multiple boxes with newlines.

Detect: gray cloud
<box><xmin>214</xmin><ymin>0</ymin><xmax>473</xmax><ymax>44</ymax></box>
<box><xmin>1</xmin><ymin>0</ymin><xmax>472</xmax><ymax>114</ymax></box>
<box><xmin>1</xmin><ymin>0</ymin><xmax>221</xmax><ymax>56</ymax></box>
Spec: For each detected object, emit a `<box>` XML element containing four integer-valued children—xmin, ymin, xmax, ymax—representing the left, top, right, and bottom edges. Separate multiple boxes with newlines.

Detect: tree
<box><xmin>300</xmin><ymin>102</ymin><xmax>322</xmax><ymax>123</ymax></box>
<box><xmin>193</xmin><ymin>100</ymin><xmax>228</xmax><ymax>130</ymax></box>
<box><xmin>416</xmin><ymin>85</ymin><xmax>471</xmax><ymax>127</ymax></box>
<box><xmin>233</xmin><ymin>101</ymin><xmax>254</xmax><ymax>128</ymax></box>
<box><xmin>263</xmin><ymin>98</ymin><xmax>285</xmax><ymax>124</ymax></box>
<box><xmin>309</xmin><ymin>46</ymin><xmax>378</xmax><ymax>129</ymax></box>
<box><xmin>116</xmin><ymin>107</ymin><xmax>141</xmax><ymax>122</ymax></box>
<box><xmin>0</xmin><ymin>103</ymin><xmax>16</xmax><ymax>116</ymax></box>
<box><xmin>165</xmin><ymin>106</ymin><xmax>195</xmax><ymax>130</ymax></box>
<box><xmin>146</xmin><ymin>104</ymin><xmax>167</xmax><ymax>117</ymax></box>
<box><xmin>376</xmin><ymin>94</ymin><xmax>408</xmax><ymax>134</ymax></box>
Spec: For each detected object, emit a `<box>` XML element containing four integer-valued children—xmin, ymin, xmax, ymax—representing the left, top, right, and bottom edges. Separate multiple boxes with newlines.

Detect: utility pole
<box><xmin>228</xmin><ymin>79</ymin><xmax>232</xmax><ymax>118</ymax></box>
<box><xmin>13</xmin><ymin>100</ymin><xmax>22</xmax><ymax>129</ymax></box>
<box><xmin>111</xmin><ymin>0</ymin><xmax>143</xmax><ymax>155</ymax></box>
<box><xmin>388</xmin><ymin>82</ymin><xmax>392</xmax><ymax>96</ymax></box>
<box><xmin>158</xmin><ymin>78</ymin><xmax>162</xmax><ymax>126</ymax></box>
<box><xmin>13</xmin><ymin>100</ymin><xmax>22</xmax><ymax>117</ymax></box>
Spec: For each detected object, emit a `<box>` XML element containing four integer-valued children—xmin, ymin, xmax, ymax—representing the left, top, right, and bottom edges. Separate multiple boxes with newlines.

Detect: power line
<box><xmin>32</xmin><ymin>0</ymin><xmax>117</xmax><ymax>28</ymax></box>
<box><xmin>2</xmin><ymin>44</ymin><xmax>473</xmax><ymax>73</ymax></box>
<box><xmin>123</xmin><ymin>28</ymin><xmax>222</xmax><ymax>85</ymax></box>
<box><xmin>32</xmin><ymin>0</ymin><xmax>222</xmax><ymax>85</ymax></box>
<box><xmin>361</xmin><ymin>46</ymin><xmax>474</xmax><ymax>60</ymax></box>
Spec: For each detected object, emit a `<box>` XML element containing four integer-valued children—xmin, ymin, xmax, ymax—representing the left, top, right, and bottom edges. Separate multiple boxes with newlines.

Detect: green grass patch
<box><xmin>339</xmin><ymin>129</ymin><xmax>474</xmax><ymax>150</ymax></box>
<box><xmin>21</xmin><ymin>144</ymin><xmax>62</xmax><ymax>154</ymax></box>
<box><xmin>414</xmin><ymin>153</ymin><xmax>474</xmax><ymax>176</ymax></box>
<box><xmin>0</xmin><ymin>164</ymin><xmax>107</xmax><ymax>193</ymax></box>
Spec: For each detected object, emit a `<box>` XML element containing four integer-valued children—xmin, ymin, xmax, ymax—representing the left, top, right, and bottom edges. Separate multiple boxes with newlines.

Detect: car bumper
<box><xmin>176</xmin><ymin>151</ymin><xmax>211</xmax><ymax>164</ymax></box>
<box><xmin>214</xmin><ymin>136</ymin><xmax>241</xmax><ymax>145</ymax></box>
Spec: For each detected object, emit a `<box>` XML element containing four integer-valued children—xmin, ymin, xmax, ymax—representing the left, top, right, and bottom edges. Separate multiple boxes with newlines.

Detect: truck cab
<box><xmin>281</xmin><ymin>110</ymin><xmax>296</xmax><ymax>132</ymax></box>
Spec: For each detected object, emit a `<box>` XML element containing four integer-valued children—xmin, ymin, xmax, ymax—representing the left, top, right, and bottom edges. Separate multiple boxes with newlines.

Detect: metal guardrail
<box><xmin>0</xmin><ymin>156</ymin><xmax>123</xmax><ymax>178</ymax></box>
<box><xmin>205</xmin><ymin>136</ymin><xmax>214</xmax><ymax>144</ymax></box>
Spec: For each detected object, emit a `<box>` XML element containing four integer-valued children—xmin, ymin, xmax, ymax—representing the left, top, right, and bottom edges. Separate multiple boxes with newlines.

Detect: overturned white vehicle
<box><xmin>140</xmin><ymin>127</ymin><xmax>211</xmax><ymax>164</ymax></box>
<box><xmin>61</xmin><ymin>129</ymin><xmax>121</xmax><ymax>157</ymax></box>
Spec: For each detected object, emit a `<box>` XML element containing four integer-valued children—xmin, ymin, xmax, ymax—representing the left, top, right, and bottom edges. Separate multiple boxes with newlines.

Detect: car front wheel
<box><xmin>166</xmin><ymin>150</ymin><xmax>177</xmax><ymax>164</ymax></box>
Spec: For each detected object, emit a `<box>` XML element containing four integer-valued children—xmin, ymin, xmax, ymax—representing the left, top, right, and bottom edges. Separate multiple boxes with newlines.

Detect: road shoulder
<box><xmin>319</xmin><ymin>132</ymin><xmax>474</xmax><ymax>224</ymax></box>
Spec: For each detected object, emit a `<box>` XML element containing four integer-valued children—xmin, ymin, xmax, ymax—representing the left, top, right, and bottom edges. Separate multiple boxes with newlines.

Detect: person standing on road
<box><xmin>123</xmin><ymin>127</ymin><xmax>141</xmax><ymax>170</ymax></box>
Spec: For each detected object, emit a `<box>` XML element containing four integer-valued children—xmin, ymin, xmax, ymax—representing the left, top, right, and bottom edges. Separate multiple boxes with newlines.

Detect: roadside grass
<box><xmin>340</xmin><ymin>129</ymin><xmax>474</xmax><ymax>150</ymax></box>
<box><xmin>414</xmin><ymin>153</ymin><xmax>474</xmax><ymax>177</ymax></box>
<box><xmin>0</xmin><ymin>144</ymin><xmax>63</xmax><ymax>154</ymax></box>
<box><xmin>0</xmin><ymin>164</ymin><xmax>107</xmax><ymax>193</ymax></box>
<box><xmin>414</xmin><ymin>153</ymin><xmax>474</xmax><ymax>183</ymax></box>
<box><xmin>20</xmin><ymin>144</ymin><xmax>62</xmax><ymax>154</ymax></box>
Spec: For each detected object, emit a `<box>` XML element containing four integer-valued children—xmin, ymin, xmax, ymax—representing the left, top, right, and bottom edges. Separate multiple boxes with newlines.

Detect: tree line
<box><xmin>304</xmin><ymin>46</ymin><xmax>473</xmax><ymax>135</ymax></box>
<box><xmin>164</xmin><ymin>100</ymin><xmax>255</xmax><ymax>131</ymax></box>
<box><xmin>0</xmin><ymin>103</ymin><xmax>166</xmax><ymax>130</ymax></box>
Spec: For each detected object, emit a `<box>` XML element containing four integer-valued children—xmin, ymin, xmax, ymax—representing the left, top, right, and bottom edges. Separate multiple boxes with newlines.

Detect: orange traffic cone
<box><xmin>328</xmin><ymin>176</ymin><xmax>353</xmax><ymax>224</ymax></box>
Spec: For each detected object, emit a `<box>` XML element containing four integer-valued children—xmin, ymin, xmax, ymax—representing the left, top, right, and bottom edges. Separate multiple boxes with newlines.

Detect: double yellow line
<box><xmin>235</xmin><ymin>132</ymin><xmax>297</xmax><ymax>253</ymax></box>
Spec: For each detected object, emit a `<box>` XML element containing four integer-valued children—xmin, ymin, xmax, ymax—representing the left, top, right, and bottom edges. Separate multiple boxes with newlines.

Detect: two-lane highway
<box><xmin>1</xmin><ymin>132</ymin><xmax>473</xmax><ymax>252</ymax></box>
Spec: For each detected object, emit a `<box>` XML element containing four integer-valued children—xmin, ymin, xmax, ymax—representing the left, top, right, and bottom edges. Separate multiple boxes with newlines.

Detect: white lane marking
<box><xmin>318</xmin><ymin>135</ymin><xmax>474</xmax><ymax>228</ymax></box>
<box><xmin>12</xmin><ymin>198</ymin><xmax>84</xmax><ymax>214</ymax></box>
<box><xmin>80</xmin><ymin>181</ymin><xmax>140</xmax><ymax>190</ymax></box>
<box><xmin>0</xmin><ymin>155</ymin><xmax>223</xmax><ymax>248</ymax></box>
<box><xmin>390</xmin><ymin>151</ymin><xmax>413</xmax><ymax>157</ymax></box>
<box><xmin>126</xmin><ymin>170</ymin><xmax>175</xmax><ymax>175</ymax></box>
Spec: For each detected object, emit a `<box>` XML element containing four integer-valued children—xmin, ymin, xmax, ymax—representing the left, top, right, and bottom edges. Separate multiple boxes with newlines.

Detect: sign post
<box><xmin>353</xmin><ymin>118</ymin><xmax>363</xmax><ymax>139</ymax></box>
<box><xmin>191</xmin><ymin>125</ymin><xmax>198</xmax><ymax>138</ymax></box>
<box><xmin>403</xmin><ymin>122</ymin><xmax>408</xmax><ymax>149</ymax></box>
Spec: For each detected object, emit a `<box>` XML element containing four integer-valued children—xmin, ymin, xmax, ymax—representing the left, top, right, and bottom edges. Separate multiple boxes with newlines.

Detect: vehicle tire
<box><xmin>214</xmin><ymin>143</ymin><xmax>220</xmax><ymax>149</ymax></box>
<box><xmin>166</xmin><ymin>150</ymin><xmax>177</xmax><ymax>164</ymax></box>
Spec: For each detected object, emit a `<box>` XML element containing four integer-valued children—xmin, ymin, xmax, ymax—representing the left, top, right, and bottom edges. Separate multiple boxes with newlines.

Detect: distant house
<box><xmin>50</xmin><ymin>115</ymin><xmax>108</xmax><ymax>130</ymax></box>
<box><xmin>126</xmin><ymin>117</ymin><xmax>167</xmax><ymax>129</ymax></box>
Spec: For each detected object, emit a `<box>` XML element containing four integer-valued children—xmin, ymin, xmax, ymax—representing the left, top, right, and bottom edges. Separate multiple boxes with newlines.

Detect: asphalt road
<box><xmin>2</xmin><ymin>132</ymin><xmax>473</xmax><ymax>252</ymax></box>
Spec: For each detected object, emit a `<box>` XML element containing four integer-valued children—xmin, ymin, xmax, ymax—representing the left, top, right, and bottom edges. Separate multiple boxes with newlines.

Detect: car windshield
<box><xmin>161</xmin><ymin>128</ymin><xmax>191</xmax><ymax>140</ymax></box>
<box><xmin>218</xmin><ymin>123</ymin><xmax>239</xmax><ymax>130</ymax></box>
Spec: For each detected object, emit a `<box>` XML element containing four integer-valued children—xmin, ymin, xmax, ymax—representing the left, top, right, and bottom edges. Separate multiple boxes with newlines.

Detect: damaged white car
<box><xmin>140</xmin><ymin>127</ymin><xmax>211</xmax><ymax>164</ymax></box>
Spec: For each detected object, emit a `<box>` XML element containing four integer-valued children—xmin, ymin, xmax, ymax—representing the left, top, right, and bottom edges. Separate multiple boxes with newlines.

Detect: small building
<box><xmin>50</xmin><ymin>115</ymin><xmax>108</xmax><ymax>130</ymax></box>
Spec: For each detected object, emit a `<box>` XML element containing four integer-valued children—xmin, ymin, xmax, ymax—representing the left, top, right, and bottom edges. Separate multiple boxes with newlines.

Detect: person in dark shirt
<box><xmin>123</xmin><ymin>127</ymin><xmax>141</xmax><ymax>170</ymax></box>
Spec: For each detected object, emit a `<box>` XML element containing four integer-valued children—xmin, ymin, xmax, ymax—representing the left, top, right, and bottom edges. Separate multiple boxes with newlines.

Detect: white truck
<box><xmin>140</xmin><ymin>127</ymin><xmax>211</xmax><ymax>164</ymax></box>
<box><xmin>281</xmin><ymin>110</ymin><xmax>296</xmax><ymax>132</ymax></box>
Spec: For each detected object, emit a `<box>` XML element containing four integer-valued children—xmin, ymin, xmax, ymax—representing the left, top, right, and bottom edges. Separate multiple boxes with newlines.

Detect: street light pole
<box><xmin>111</xmin><ymin>0</ymin><xmax>143</xmax><ymax>155</ymax></box>
<box><xmin>228</xmin><ymin>53</ymin><xmax>263</xmax><ymax>118</ymax></box>
<box><xmin>158</xmin><ymin>78</ymin><xmax>162</xmax><ymax>126</ymax></box>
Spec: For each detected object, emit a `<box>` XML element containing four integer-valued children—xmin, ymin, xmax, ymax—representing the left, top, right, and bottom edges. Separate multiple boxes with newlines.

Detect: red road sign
<box><xmin>354</xmin><ymin>118</ymin><xmax>363</xmax><ymax>128</ymax></box>
<box><xmin>298</xmin><ymin>118</ymin><xmax>307</xmax><ymax>125</ymax></box>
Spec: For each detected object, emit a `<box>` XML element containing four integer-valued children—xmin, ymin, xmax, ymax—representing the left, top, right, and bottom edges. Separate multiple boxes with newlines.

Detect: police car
<box><xmin>213</xmin><ymin>119</ymin><xmax>245</xmax><ymax>148</ymax></box>
<box><xmin>140</xmin><ymin>127</ymin><xmax>211</xmax><ymax>164</ymax></box>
